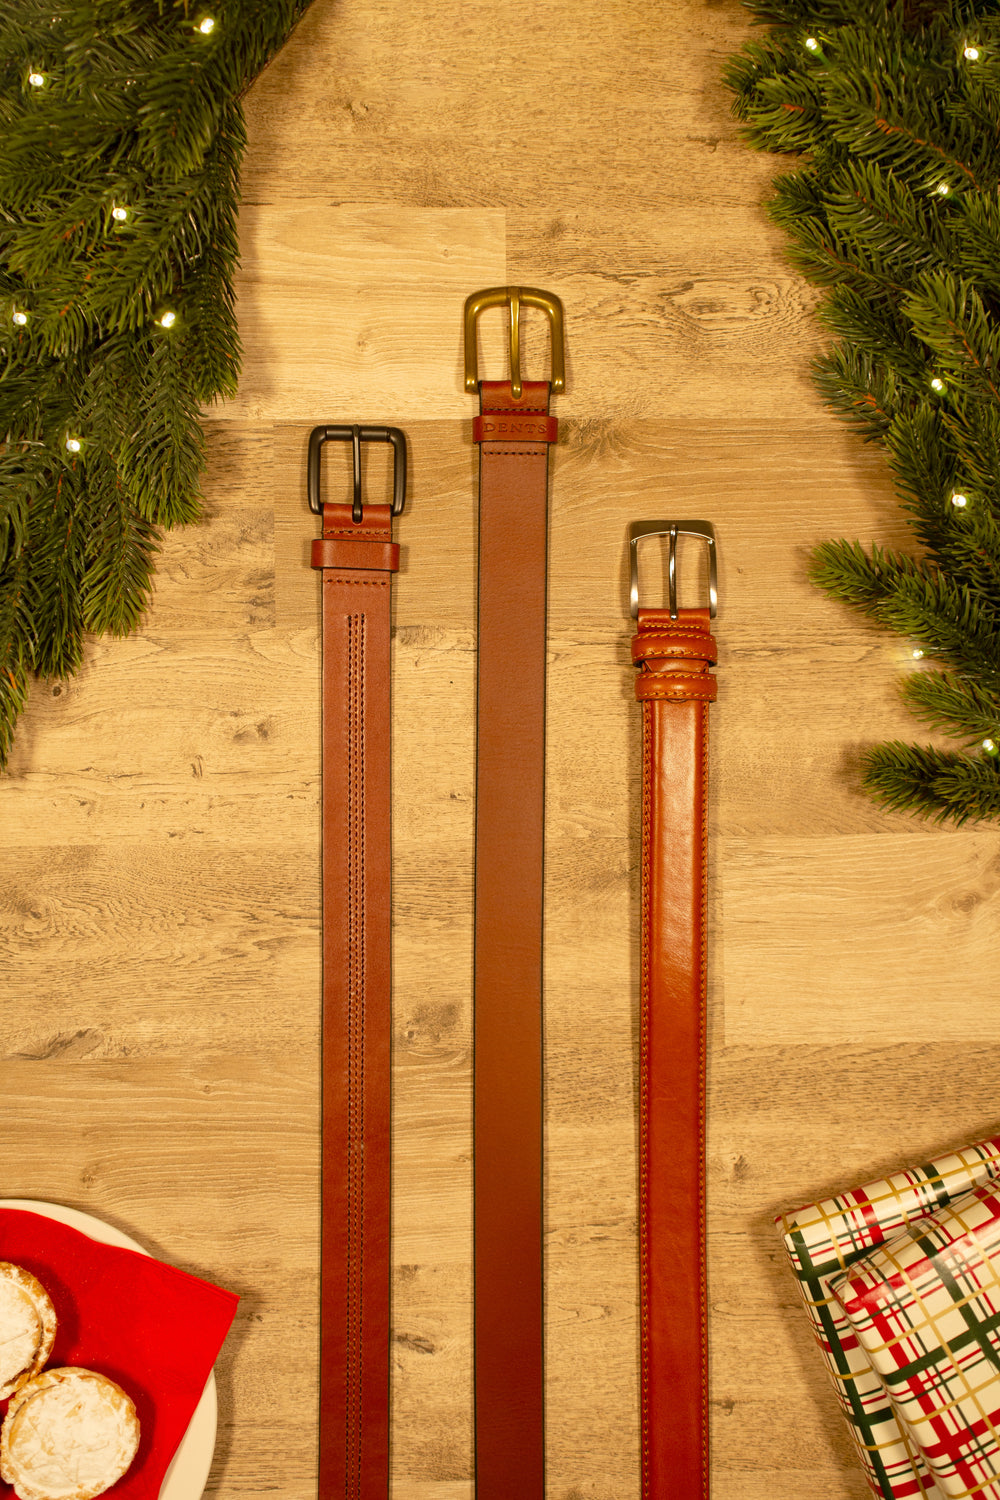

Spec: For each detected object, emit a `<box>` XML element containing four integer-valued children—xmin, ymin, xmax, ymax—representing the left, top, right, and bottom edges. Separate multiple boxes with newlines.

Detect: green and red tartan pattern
<box><xmin>836</xmin><ymin>1183</ymin><xmax>1000</xmax><ymax>1499</ymax></box>
<box><xmin>777</xmin><ymin>1138</ymin><xmax>1000</xmax><ymax>1499</ymax></box>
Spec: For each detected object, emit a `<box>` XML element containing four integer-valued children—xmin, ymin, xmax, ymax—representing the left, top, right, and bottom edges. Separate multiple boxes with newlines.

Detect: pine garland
<box><xmin>0</xmin><ymin>1</ymin><xmax>315</xmax><ymax>767</ymax></box>
<box><xmin>725</xmin><ymin>0</ymin><xmax>1000</xmax><ymax>823</ymax></box>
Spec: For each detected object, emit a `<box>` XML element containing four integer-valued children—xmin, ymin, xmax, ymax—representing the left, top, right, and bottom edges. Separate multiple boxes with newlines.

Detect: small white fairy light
<box><xmin>951</xmin><ymin>492</ymin><xmax>969</xmax><ymax>508</ymax></box>
<box><xmin>65</xmin><ymin>437</ymin><xmax>82</xmax><ymax>454</ymax></box>
<box><xmin>983</xmin><ymin>738</ymin><xmax>998</xmax><ymax>756</ymax></box>
<box><xmin>964</xmin><ymin>45</ymin><xmax>981</xmax><ymax>61</ymax></box>
<box><xmin>12</xmin><ymin>310</ymin><xmax>28</xmax><ymax>326</ymax></box>
<box><xmin>931</xmin><ymin>377</ymin><xmax>945</xmax><ymax>392</ymax></box>
<box><xmin>157</xmin><ymin>309</ymin><xmax>177</xmax><ymax>329</ymax></box>
<box><xmin>28</xmin><ymin>71</ymin><xmax>46</xmax><ymax>87</ymax></box>
<box><xmin>198</xmin><ymin>16</ymin><xmax>216</xmax><ymax>33</ymax></box>
<box><xmin>936</xmin><ymin>182</ymin><xmax>951</xmax><ymax>196</ymax></box>
<box><xmin>111</xmin><ymin>205</ymin><xmax>129</xmax><ymax>222</ymax></box>
<box><xmin>912</xmin><ymin>648</ymin><xmax>925</xmax><ymax>660</ymax></box>
<box><xmin>805</xmin><ymin>36</ymin><xmax>820</xmax><ymax>52</ymax></box>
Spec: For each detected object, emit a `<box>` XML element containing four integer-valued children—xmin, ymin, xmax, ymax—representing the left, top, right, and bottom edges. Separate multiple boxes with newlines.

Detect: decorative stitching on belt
<box><xmin>345</xmin><ymin>611</ymin><xmax>366</xmax><ymax>1499</ymax></box>
<box><xmin>481</xmin><ymin>405</ymin><xmax>548</xmax><ymax>414</ymax></box>
<box><xmin>323</xmin><ymin>528</ymin><xmax>393</xmax><ymax>539</ymax></box>
<box><xmin>638</xmin><ymin>624</ymin><xmax>708</xmax><ymax>638</ymax></box>
<box><xmin>697</xmin><ymin>699</ymin><xmax>709</xmax><ymax>1494</ymax></box>
<box><xmin>632</xmin><ymin>641</ymin><xmax>718</xmax><ymax>663</ymax></box>
<box><xmin>636</xmin><ymin>630</ymin><xmax>712</xmax><ymax>652</ymax></box>
<box><xmin>636</xmin><ymin>681</ymin><xmax>717</xmax><ymax>700</ymax></box>
<box><xmin>639</xmin><ymin>705</ymin><xmax>652</xmax><ymax>1495</ymax></box>
<box><xmin>633</xmin><ymin>605</ymin><xmax>714</xmax><ymax>1500</ymax></box>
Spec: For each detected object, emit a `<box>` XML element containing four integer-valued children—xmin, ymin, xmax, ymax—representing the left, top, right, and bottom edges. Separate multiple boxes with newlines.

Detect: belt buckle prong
<box><xmin>629</xmin><ymin>520</ymin><xmax>718</xmax><ymax>621</ymax></box>
<box><xmin>464</xmin><ymin>286</ymin><xmax>565</xmax><ymax>400</ymax></box>
<box><xmin>307</xmin><ymin>424</ymin><xmax>407</xmax><ymax>523</ymax></box>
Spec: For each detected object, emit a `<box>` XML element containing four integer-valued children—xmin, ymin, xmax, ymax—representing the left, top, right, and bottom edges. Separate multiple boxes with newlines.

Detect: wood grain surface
<box><xmin>3</xmin><ymin>2</ymin><xmax>999</xmax><ymax>1496</ymax></box>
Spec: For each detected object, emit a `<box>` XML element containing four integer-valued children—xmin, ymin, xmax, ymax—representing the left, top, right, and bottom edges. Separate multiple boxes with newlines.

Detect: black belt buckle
<box><xmin>307</xmin><ymin>425</ymin><xmax>407</xmax><ymax>523</ymax></box>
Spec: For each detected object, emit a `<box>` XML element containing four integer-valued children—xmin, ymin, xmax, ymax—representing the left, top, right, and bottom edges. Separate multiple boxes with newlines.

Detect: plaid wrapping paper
<box><xmin>835</xmin><ymin>1183</ymin><xmax>1000</xmax><ymax>1499</ymax></box>
<box><xmin>776</xmin><ymin>1138</ymin><xmax>1000</xmax><ymax>1499</ymax></box>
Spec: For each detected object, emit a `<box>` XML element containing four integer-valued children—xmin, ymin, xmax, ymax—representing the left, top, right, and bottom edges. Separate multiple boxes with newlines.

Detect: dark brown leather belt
<box><xmin>628</xmin><ymin>520</ymin><xmax>718</xmax><ymax>1500</ymax></box>
<box><xmin>464</xmin><ymin>287</ymin><xmax>565</xmax><ymax>1500</ymax></box>
<box><xmin>310</xmin><ymin>425</ymin><xmax>406</xmax><ymax>1500</ymax></box>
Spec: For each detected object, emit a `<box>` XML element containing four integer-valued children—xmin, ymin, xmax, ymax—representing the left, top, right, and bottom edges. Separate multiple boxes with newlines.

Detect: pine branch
<box><xmin>902</xmin><ymin>272</ymin><xmax>1000</xmax><ymax>402</ymax></box>
<box><xmin>817</xmin><ymin>287</ymin><xmax>932</xmax><ymax>382</ymax></box>
<box><xmin>0</xmin><ymin>0</ymin><xmax>317</xmax><ymax>767</ymax></box>
<box><xmin>862</xmin><ymin>740</ymin><xmax>1000</xmax><ymax>824</ymax></box>
<box><xmin>811</xmin><ymin>343</ymin><xmax>906</xmax><ymax>440</ymax></box>
<box><xmin>823</xmin><ymin>160</ymin><xmax>957</xmax><ymax>279</ymax></box>
<box><xmin>80</xmin><ymin>453</ymin><xmax>161</xmax><ymax>637</ymax></box>
<box><xmin>115</xmin><ymin>331</ymin><xmax>207</xmax><ymax>526</ymax></box>
<box><xmin>23</xmin><ymin>465</ymin><xmax>88</xmax><ymax>680</ymax></box>
<box><xmin>900</xmin><ymin>667</ymin><xmax>1000</xmax><ymax>744</ymax></box>
<box><xmin>0</xmin><ymin>548</ymin><xmax>30</xmax><ymax>765</ymax></box>
<box><xmin>726</xmin><ymin>0</ymin><xmax>1000</xmax><ymax>824</ymax></box>
<box><xmin>811</xmin><ymin>538</ymin><xmax>1000</xmax><ymax>680</ymax></box>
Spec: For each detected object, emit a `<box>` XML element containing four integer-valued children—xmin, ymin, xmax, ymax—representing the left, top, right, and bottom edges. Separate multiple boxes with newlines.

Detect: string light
<box><xmin>912</xmin><ymin>648</ymin><xmax>925</xmax><ymax>660</ymax></box>
<box><xmin>983</xmin><ymin>738</ymin><xmax>998</xmax><ymax>756</ymax></box>
<box><xmin>157</xmin><ymin>310</ymin><xmax>177</xmax><ymax>329</ymax></box>
<box><xmin>12</xmin><ymin>310</ymin><xmax>27</xmax><ymax>326</ymax></box>
<box><xmin>936</xmin><ymin>182</ymin><xmax>951</xmax><ymax>196</ymax></box>
<box><xmin>805</xmin><ymin>37</ymin><xmax>820</xmax><ymax>52</ymax></box>
<box><xmin>198</xmin><ymin>16</ymin><xmax>216</xmax><ymax>33</ymax></box>
<box><xmin>951</xmin><ymin>492</ymin><xmax>969</xmax><ymax>508</ymax></box>
<box><xmin>111</xmin><ymin>205</ymin><xmax>129</xmax><ymax>222</ymax></box>
<box><xmin>65</xmin><ymin>437</ymin><xmax>81</xmax><ymax>454</ymax></box>
<box><xmin>27</xmin><ymin>71</ymin><xmax>46</xmax><ymax>88</ymax></box>
<box><xmin>931</xmin><ymin>377</ymin><xmax>945</xmax><ymax>392</ymax></box>
<box><xmin>964</xmin><ymin>45</ymin><xmax>981</xmax><ymax>60</ymax></box>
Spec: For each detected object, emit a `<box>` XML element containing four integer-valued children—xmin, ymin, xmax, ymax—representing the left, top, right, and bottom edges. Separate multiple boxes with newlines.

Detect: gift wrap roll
<box><xmin>777</xmin><ymin>1137</ymin><xmax>1000</xmax><ymax>1500</ymax></box>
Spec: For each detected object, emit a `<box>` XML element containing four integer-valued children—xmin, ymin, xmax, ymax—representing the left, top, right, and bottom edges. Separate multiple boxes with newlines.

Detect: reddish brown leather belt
<box><xmin>628</xmin><ymin>520</ymin><xmax>718</xmax><ymax>1500</ymax></box>
<box><xmin>310</xmin><ymin>424</ymin><xmax>406</xmax><ymax>1500</ymax></box>
<box><xmin>464</xmin><ymin>287</ymin><xmax>565</xmax><ymax>1500</ymax></box>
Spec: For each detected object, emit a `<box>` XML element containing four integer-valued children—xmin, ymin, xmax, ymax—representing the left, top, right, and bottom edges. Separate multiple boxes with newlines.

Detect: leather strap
<box><xmin>633</xmin><ymin>604</ymin><xmax>717</xmax><ymax>1500</ymax></box>
<box><xmin>312</xmin><ymin>477</ymin><xmax>400</xmax><ymax>1499</ymax></box>
<box><xmin>472</xmin><ymin>376</ymin><xmax>556</xmax><ymax>1499</ymax></box>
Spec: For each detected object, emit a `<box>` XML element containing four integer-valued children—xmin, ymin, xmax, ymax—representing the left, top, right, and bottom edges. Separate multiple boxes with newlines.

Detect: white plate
<box><xmin>0</xmin><ymin>1199</ymin><xmax>218</xmax><ymax>1500</ymax></box>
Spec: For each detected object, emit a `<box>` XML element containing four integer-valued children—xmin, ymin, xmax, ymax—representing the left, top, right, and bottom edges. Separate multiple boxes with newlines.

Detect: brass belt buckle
<box><xmin>463</xmin><ymin>286</ymin><xmax>565</xmax><ymax>400</ymax></box>
<box><xmin>307</xmin><ymin>424</ymin><xmax>407</xmax><ymax>523</ymax></box>
<box><xmin>629</xmin><ymin>520</ymin><xmax>718</xmax><ymax>621</ymax></box>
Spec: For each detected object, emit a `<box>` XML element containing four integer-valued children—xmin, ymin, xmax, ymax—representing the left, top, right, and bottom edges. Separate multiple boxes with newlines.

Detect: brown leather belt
<box><xmin>464</xmin><ymin>287</ymin><xmax>565</xmax><ymax>1500</ymax></box>
<box><xmin>310</xmin><ymin>425</ymin><xmax>406</xmax><ymax>1500</ymax></box>
<box><xmin>628</xmin><ymin>520</ymin><xmax>718</xmax><ymax>1500</ymax></box>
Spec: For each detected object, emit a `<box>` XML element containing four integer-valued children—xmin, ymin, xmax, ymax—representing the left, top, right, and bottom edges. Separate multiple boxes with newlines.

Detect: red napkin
<box><xmin>0</xmin><ymin>1207</ymin><xmax>239</xmax><ymax>1500</ymax></box>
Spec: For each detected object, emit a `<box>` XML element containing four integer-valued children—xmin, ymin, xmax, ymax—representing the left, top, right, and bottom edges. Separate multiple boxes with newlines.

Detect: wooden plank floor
<box><xmin>3</xmin><ymin>2</ymin><xmax>1000</xmax><ymax>1496</ymax></box>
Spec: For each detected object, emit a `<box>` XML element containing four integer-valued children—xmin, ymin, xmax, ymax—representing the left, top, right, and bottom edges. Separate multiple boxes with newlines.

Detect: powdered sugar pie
<box><xmin>0</xmin><ymin>1366</ymin><xmax>140</xmax><ymax>1500</ymax></box>
<box><xmin>0</xmin><ymin>1263</ymin><xmax>57</xmax><ymax>1401</ymax></box>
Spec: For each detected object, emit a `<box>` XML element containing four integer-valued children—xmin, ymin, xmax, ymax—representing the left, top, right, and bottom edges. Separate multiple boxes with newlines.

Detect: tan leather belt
<box><xmin>310</xmin><ymin>424</ymin><xmax>406</xmax><ymax>1500</ymax></box>
<box><xmin>464</xmin><ymin>287</ymin><xmax>565</xmax><ymax>1500</ymax></box>
<box><xmin>628</xmin><ymin>520</ymin><xmax>718</xmax><ymax>1500</ymax></box>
